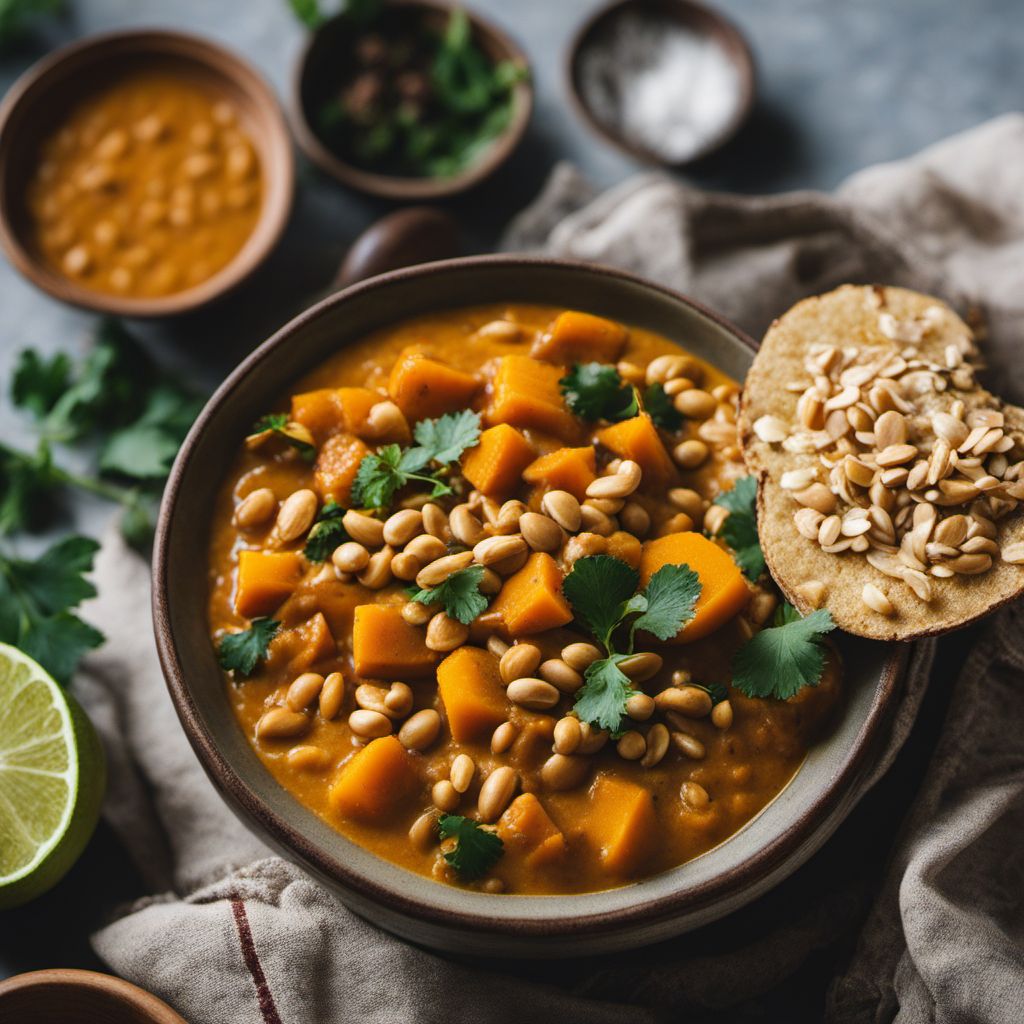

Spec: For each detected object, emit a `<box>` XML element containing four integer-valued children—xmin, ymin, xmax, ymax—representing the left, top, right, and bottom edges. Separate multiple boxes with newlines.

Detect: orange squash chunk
<box><xmin>498</xmin><ymin>793</ymin><xmax>567</xmax><ymax>868</ymax></box>
<box><xmin>584</xmin><ymin>775</ymin><xmax>657</xmax><ymax>876</ymax></box>
<box><xmin>234</xmin><ymin>550</ymin><xmax>303</xmax><ymax>618</ymax></box>
<box><xmin>597</xmin><ymin>414</ymin><xmax>678</xmax><ymax>490</ymax></box>
<box><xmin>461</xmin><ymin>424</ymin><xmax>536</xmax><ymax>499</ymax></box>
<box><xmin>531</xmin><ymin>310</ymin><xmax>628</xmax><ymax>365</ymax></box>
<box><xmin>388</xmin><ymin>349</ymin><xmax>481</xmax><ymax>422</ymax></box>
<box><xmin>490</xmin><ymin>551</ymin><xmax>573</xmax><ymax>637</ymax></box>
<box><xmin>487</xmin><ymin>355</ymin><xmax>578</xmax><ymax>440</ymax></box>
<box><xmin>522</xmin><ymin>446</ymin><xmax>596</xmax><ymax>500</ymax></box>
<box><xmin>284</xmin><ymin>612</ymin><xmax>336</xmax><ymax>673</ymax></box>
<box><xmin>352</xmin><ymin>604</ymin><xmax>438</xmax><ymax>679</ymax></box>
<box><xmin>290</xmin><ymin>387</ymin><xmax>378</xmax><ymax>441</ymax></box>
<box><xmin>606</xmin><ymin>530</ymin><xmax>642</xmax><ymax>570</ymax></box>
<box><xmin>313</xmin><ymin>432</ymin><xmax>369</xmax><ymax>505</ymax></box>
<box><xmin>329</xmin><ymin>736</ymin><xmax>418</xmax><ymax>822</ymax></box>
<box><xmin>640</xmin><ymin>532</ymin><xmax>750</xmax><ymax>643</ymax></box>
<box><xmin>436</xmin><ymin>646</ymin><xmax>508</xmax><ymax>743</ymax></box>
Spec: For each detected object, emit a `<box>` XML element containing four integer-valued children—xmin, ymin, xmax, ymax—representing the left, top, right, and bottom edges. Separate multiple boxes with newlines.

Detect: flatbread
<box><xmin>739</xmin><ymin>284</ymin><xmax>1024</xmax><ymax>641</ymax></box>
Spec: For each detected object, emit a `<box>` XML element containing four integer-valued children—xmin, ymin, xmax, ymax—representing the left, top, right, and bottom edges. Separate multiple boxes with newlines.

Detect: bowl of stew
<box><xmin>154</xmin><ymin>256</ymin><xmax>906</xmax><ymax>955</ymax></box>
<box><xmin>0</xmin><ymin>30</ymin><xmax>294</xmax><ymax>316</ymax></box>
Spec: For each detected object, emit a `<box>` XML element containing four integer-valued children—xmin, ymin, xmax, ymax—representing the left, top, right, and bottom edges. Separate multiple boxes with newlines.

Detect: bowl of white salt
<box><xmin>567</xmin><ymin>0</ymin><xmax>754</xmax><ymax>166</ymax></box>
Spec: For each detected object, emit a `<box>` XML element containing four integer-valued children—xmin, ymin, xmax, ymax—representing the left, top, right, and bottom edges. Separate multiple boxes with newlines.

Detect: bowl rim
<box><xmin>288</xmin><ymin>0</ymin><xmax>534</xmax><ymax>200</ymax></box>
<box><xmin>564</xmin><ymin>0</ymin><xmax>756</xmax><ymax>168</ymax></box>
<box><xmin>153</xmin><ymin>254</ymin><xmax>907</xmax><ymax>938</ymax></box>
<box><xmin>0</xmin><ymin>27</ymin><xmax>295</xmax><ymax>318</ymax></box>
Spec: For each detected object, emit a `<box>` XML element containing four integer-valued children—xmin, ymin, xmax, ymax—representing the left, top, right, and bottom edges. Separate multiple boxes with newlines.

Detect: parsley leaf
<box><xmin>438</xmin><ymin>814</ymin><xmax>504</xmax><ymax>880</ymax></box>
<box><xmin>11</xmin><ymin>349</ymin><xmax>71</xmax><ymax>418</ymax></box>
<box><xmin>561</xmin><ymin>555</ymin><xmax>638</xmax><ymax>651</ymax></box>
<box><xmin>713</xmin><ymin>476</ymin><xmax>765</xmax><ymax>581</ymax></box>
<box><xmin>217</xmin><ymin>618</ymin><xmax>280</xmax><ymax>677</ymax></box>
<box><xmin>642</xmin><ymin>383</ymin><xmax>683</xmax><ymax>431</ymax></box>
<box><xmin>732</xmin><ymin>604</ymin><xmax>835</xmax><ymax>701</ymax></box>
<box><xmin>408</xmin><ymin>409</ymin><xmax>481</xmax><ymax>466</ymax></box>
<box><xmin>409</xmin><ymin>565</ymin><xmax>488</xmax><ymax>625</ymax></box>
<box><xmin>0</xmin><ymin>535</ymin><xmax>104</xmax><ymax>684</ymax></box>
<box><xmin>559</xmin><ymin>363</ymin><xmax>637</xmax><ymax>422</ymax></box>
<box><xmin>251</xmin><ymin>413</ymin><xmax>316</xmax><ymax>462</ymax></box>
<box><xmin>303</xmin><ymin>502</ymin><xmax>348</xmax><ymax>562</ymax></box>
<box><xmin>574</xmin><ymin>655</ymin><xmax>636</xmax><ymax>735</ymax></box>
<box><xmin>628</xmin><ymin>563</ymin><xmax>701</xmax><ymax>643</ymax></box>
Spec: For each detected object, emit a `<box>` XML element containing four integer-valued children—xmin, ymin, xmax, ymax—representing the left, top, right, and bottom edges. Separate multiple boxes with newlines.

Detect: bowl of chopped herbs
<box><xmin>289</xmin><ymin>0</ymin><xmax>532</xmax><ymax>198</ymax></box>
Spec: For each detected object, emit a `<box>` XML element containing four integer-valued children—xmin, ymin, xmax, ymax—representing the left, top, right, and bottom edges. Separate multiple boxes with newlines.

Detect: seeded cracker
<box><xmin>739</xmin><ymin>284</ymin><xmax>1024</xmax><ymax>641</ymax></box>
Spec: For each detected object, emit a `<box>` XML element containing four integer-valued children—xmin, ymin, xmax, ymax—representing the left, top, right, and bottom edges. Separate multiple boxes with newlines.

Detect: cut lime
<box><xmin>0</xmin><ymin>642</ymin><xmax>106</xmax><ymax>909</ymax></box>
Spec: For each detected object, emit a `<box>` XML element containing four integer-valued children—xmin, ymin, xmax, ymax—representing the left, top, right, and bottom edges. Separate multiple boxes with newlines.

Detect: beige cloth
<box><xmin>80</xmin><ymin>114</ymin><xmax>1024</xmax><ymax>1023</ymax></box>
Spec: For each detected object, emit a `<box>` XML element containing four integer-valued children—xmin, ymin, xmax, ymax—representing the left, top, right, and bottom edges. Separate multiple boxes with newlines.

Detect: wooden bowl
<box><xmin>0</xmin><ymin>29</ymin><xmax>295</xmax><ymax>317</ymax></box>
<box><xmin>566</xmin><ymin>0</ymin><xmax>755</xmax><ymax>167</ymax></box>
<box><xmin>152</xmin><ymin>255</ymin><xmax>907</xmax><ymax>957</ymax></box>
<box><xmin>0</xmin><ymin>969</ymin><xmax>187</xmax><ymax>1024</ymax></box>
<box><xmin>291</xmin><ymin>0</ymin><xmax>533</xmax><ymax>200</ymax></box>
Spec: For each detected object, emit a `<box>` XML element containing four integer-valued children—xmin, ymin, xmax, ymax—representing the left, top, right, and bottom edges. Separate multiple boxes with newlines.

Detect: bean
<box><xmin>579</xmin><ymin>504</ymin><xmax>616</xmax><ymax>536</ymax></box>
<box><xmin>711</xmin><ymin>699</ymin><xmax>734</xmax><ymax>730</ymax></box>
<box><xmin>541</xmin><ymin>753</ymin><xmax>590</xmax><ymax>791</ymax></box>
<box><xmin>488</xmin><ymin>547</ymin><xmax>529</xmax><ymax>576</ymax></box>
<box><xmin>577</xmin><ymin>722</ymin><xmax>609</xmax><ymax>754</ymax></box>
<box><xmin>672</xmin><ymin>731</ymin><xmax>706</xmax><ymax>760</ymax></box>
<box><xmin>561</xmin><ymin>642</ymin><xmax>602</xmax><ymax>672</ymax></box>
<box><xmin>519</xmin><ymin>512</ymin><xmax>563</xmax><ymax>552</ymax></box>
<box><xmin>383</xmin><ymin>508</ymin><xmax>424</xmax><ymax>546</ymax></box>
<box><xmin>553</xmin><ymin>716</ymin><xmax>582</xmax><ymax>755</ymax></box>
<box><xmin>490</xmin><ymin>721</ymin><xmax>518</xmax><ymax>754</ymax></box>
<box><xmin>680</xmin><ymin>781</ymin><xmax>710</xmax><ymax>809</ymax></box>
<box><xmin>276</xmin><ymin>489</ymin><xmax>317</xmax><ymax>542</ymax></box>
<box><xmin>448</xmin><ymin>504</ymin><xmax>485</xmax><ymax>546</ymax></box>
<box><xmin>409</xmin><ymin>811</ymin><xmax>439</xmax><ymax>850</ymax></box>
<box><xmin>586</xmin><ymin>460</ymin><xmax>642</xmax><ymax>500</ymax></box>
<box><xmin>349</xmin><ymin>709</ymin><xmax>392</xmax><ymax>738</ymax></box>
<box><xmin>402</xmin><ymin>600</ymin><xmax>434</xmax><ymax>625</ymax></box>
<box><xmin>416</xmin><ymin>551</ymin><xmax>474</xmax><ymax>589</ymax></box>
<box><xmin>616</xmin><ymin>730</ymin><xmax>646</xmax><ymax>760</ymax></box>
<box><xmin>541</xmin><ymin>490</ymin><xmax>582</xmax><ymax>532</ymax></box>
<box><xmin>625</xmin><ymin>693</ymin><xmax>655</xmax><ymax>721</ymax></box>
<box><xmin>432</xmin><ymin>779</ymin><xmax>460</xmax><ymax>813</ymax></box>
<box><xmin>357</xmin><ymin>546</ymin><xmax>395</xmax><ymax>589</ymax></box>
<box><xmin>477</xmin><ymin>766</ymin><xmax>518</xmax><ymax>821</ymax></box>
<box><xmin>287</xmin><ymin>745</ymin><xmax>330</xmax><ymax>771</ymax></box>
<box><xmin>674</xmin><ymin>389</ymin><xmax>716</xmax><ymax>419</ymax></box>
<box><xmin>668</xmin><ymin>487</ymin><xmax>704</xmax><ymax>519</ymax></box>
<box><xmin>617</xmin><ymin>652</ymin><xmax>663</xmax><ymax>682</ymax></box>
<box><xmin>342</xmin><ymin>510</ymin><xmax>385</xmax><ymax>547</ymax></box>
<box><xmin>422</xmin><ymin>502</ymin><xmax>449</xmax><ymax>539</ymax></box>
<box><xmin>425</xmin><ymin>612</ymin><xmax>469</xmax><ymax>652</ymax></box>
<box><xmin>473</xmin><ymin>534</ymin><xmax>528</xmax><ymax>567</ymax></box>
<box><xmin>384</xmin><ymin>682</ymin><xmax>414</xmax><ymax>716</ymax></box>
<box><xmin>333</xmin><ymin>541</ymin><xmax>370</xmax><ymax>573</ymax></box>
<box><xmin>390</xmin><ymin>551</ymin><xmax>422</xmax><ymax>581</ymax></box>
<box><xmin>319</xmin><ymin>673</ymin><xmax>344</xmax><ymax>720</ymax></box>
<box><xmin>479</xmin><ymin>568</ymin><xmax>503</xmax><ymax>594</ymax></box>
<box><xmin>494</xmin><ymin>500</ymin><xmax>528</xmax><ymax>534</ymax></box>
<box><xmin>234</xmin><ymin>487</ymin><xmax>276</xmax><ymax>528</ymax></box>
<box><xmin>286</xmin><ymin>672</ymin><xmax>324</xmax><ymax>711</ymax></box>
<box><xmin>506</xmin><ymin>678</ymin><xmax>560</xmax><ymax>710</ymax></box>
<box><xmin>256</xmin><ymin>707</ymin><xmax>308</xmax><ymax>740</ymax></box>
<box><xmin>655</xmin><ymin>685</ymin><xmax>712</xmax><ymax>717</ymax></box>
<box><xmin>619</xmin><ymin>501</ymin><xmax>651</xmax><ymax>537</ymax></box>
<box><xmin>499</xmin><ymin>643</ymin><xmax>542</xmax><ymax>684</ymax></box>
<box><xmin>641</xmin><ymin>723</ymin><xmax>670</xmax><ymax>768</ymax></box>
<box><xmin>673</xmin><ymin>440</ymin><xmax>709</xmax><ymax>469</ymax></box>
<box><xmin>539</xmin><ymin>659</ymin><xmax>583</xmax><ymax>693</ymax></box>
<box><xmin>399</xmin><ymin>709</ymin><xmax>441</xmax><ymax>751</ymax></box>
<box><xmin>486</xmin><ymin>635</ymin><xmax>510</xmax><ymax>657</ymax></box>
<box><xmin>450</xmin><ymin>753</ymin><xmax>476</xmax><ymax>794</ymax></box>
<box><xmin>405</xmin><ymin>534</ymin><xmax>447</xmax><ymax>563</ymax></box>
<box><xmin>354</xmin><ymin>683</ymin><xmax>391</xmax><ymax>716</ymax></box>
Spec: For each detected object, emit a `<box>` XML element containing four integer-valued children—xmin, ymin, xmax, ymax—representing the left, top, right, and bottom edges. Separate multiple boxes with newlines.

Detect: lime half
<box><xmin>0</xmin><ymin>642</ymin><xmax>106</xmax><ymax>909</ymax></box>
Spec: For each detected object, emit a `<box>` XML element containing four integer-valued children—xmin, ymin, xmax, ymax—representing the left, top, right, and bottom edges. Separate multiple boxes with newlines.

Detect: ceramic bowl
<box><xmin>0</xmin><ymin>969</ymin><xmax>187</xmax><ymax>1024</ymax></box>
<box><xmin>153</xmin><ymin>256</ymin><xmax>906</xmax><ymax>956</ymax></box>
<box><xmin>291</xmin><ymin>0</ymin><xmax>533</xmax><ymax>200</ymax></box>
<box><xmin>0</xmin><ymin>29</ymin><xmax>295</xmax><ymax>317</ymax></box>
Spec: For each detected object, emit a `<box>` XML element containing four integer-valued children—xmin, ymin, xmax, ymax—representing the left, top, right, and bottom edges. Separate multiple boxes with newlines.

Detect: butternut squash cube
<box><xmin>606</xmin><ymin>530</ymin><xmax>642</xmax><ymax>570</ymax></box>
<box><xmin>290</xmin><ymin>387</ymin><xmax>378</xmax><ymax>441</ymax></box>
<box><xmin>487</xmin><ymin>355</ymin><xmax>578</xmax><ymax>441</ymax></box>
<box><xmin>490</xmin><ymin>551</ymin><xmax>573</xmax><ymax>637</ymax></box>
<box><xmin>597</xmin><ymin>414</ymin><xmax>678</xmax><ymax>490</ymax></box>
<box><xmin>531</xmin><ymin>310</ymin><xmax>628</xmax><ymax>364</ymax></box>
<box><xmin>313</xmin><ymin>432</ymin><xmax>369</xmax><ymax>505</ymax></box>
<box><xmin>461</xmin><ymin>424</ymin><xmax>536</xmax><ymax>499</ymax></box>
<box><xmin>284</xmin><ymin>612</ymin><xmax>336</xmax><ymax>673</ymax></box>
<box><xmin>436</xmin><ymin>646</ymin><xmax>508</xmax><ymax>743</ymax></box>
<box><xmin>497</xmin><ymin>793</ymin><xmax>567</xmax><ymax>868</ymax></box>
<box><xmin>234</xmin><ymin>550</ymin><xmax>303</xmax><ymax>618</ymax></box>
<box><xmin>329</xmin><ymin>735</ymin><xmax>417</xmax><ymax>822</ymax></box>
<box><xmin>584</xmin><ymin>775</ymin><xmax>657</xmax><ymax>876</ymax></box>
<box><xmin>521</xmin><ymin>446</ymin><xmax>596</xmax><ymax>500</ymax></box>
<box><xmin>388</xmin><ymin>349</ymin><xmax>481</xmax><ymax>422</ymax></box>
<box><xmin>352</xmin><ymin>604</ymin><xmax>438</xmax><ymax>679</ymax></box>
<box><xmin>640</xmin><ymin>532</ymin><xmax>750</xmax><ymax>643</ymax></box>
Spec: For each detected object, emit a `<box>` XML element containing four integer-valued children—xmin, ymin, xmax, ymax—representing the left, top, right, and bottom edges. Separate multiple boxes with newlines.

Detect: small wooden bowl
<box><xmin>291</xmin><ymin>0</ymin><xmax>533</xmax><ymax>200</ymax></box>
<box><xmin>0</xmin><ymin>969</ymin><xmax>187</xmax><ymax>1024</ymax></box>
<box><xmin>566</xmin><ymin>0</ymin><xmax>755</xmax><ymax>167</ymax></box>
<box><xmin>0</xmin><ymin>29</ymin><xmax>295</xmax><ymax>318</ymax></box>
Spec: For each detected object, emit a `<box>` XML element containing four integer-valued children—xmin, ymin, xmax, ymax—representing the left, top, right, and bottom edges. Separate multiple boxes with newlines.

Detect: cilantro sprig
<box><xmin>352</xmin><ymin>410</ymin><xmax>480</xmax><ymax>509</ymax></box>
<box><xmin>561</xmin><ymin>555</ymin><xmax>702</xmax><ymax>734</ymax></box>
<box><xmin>712</xmin><ymin>476</ymin><xmax>765</xmax><ymax>582</ymax></box>
<box><xmin>409</xmin><ymin>565</ymin><xmax>489</xmax><ymax>625</ymax></box>
<box><xmin>217</xmin><ymin>618</ymin><xmax>280</xmax><ymax>677</ymax></box>
<box><xmin>249</xmin><ymin>413</ymin><xmax>316</xmax><ymax>462</ymax></box>
<box><xmin>0</xmin><ymin>536</ymin><xmax>104</xmax><ymax>684</ymax></box>
<box><xmin>641</xmin><ymin>383</ymin><xmax>683</xmax><ymax>430</ymax></box>
<box><xmin>303</xmin><ymin>502</ymin><xmax>348</xmax><ymax>562</ymax></box>
<box><xmin>559</xmin><ymin>363</ymin><xmax>637</xmax><ymax>422</ymax></box>
<box><xmin>732</xmin><ymin>603</ymin><xmax>835</xmax><ymax>701</ymax></box>
<box><xmin>438</xmin><ymin>814</ymin><xmax>504</xmax><ymax>880</ymax></box>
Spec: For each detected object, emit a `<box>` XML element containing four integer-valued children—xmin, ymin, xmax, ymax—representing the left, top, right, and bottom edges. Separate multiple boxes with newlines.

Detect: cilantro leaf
<box><xmin>410</xmin><ymin>409</ymin><xmax>481</xmax><ymax>465</ymax></box>
<box><xmin>438</xmin><ymin>814</ymin><xmax>504</xmax><ymax>880</ymax></box>
<box><xmin>352</xmin><ymin>444</ymin><xmax>406</xmax><ymax>508</ymax></box>
<box><xmin>217</xmin><ymin>618</ymin><xmax>280</xmax><ymax>677</ymax></box>
<box><xmin>629</xmin><ymin>563</ymin><xmax>701</xmax><ymax>643</ymax></box>
<box><xmin>251</xmin><ymin>413</ymin><xmax>316</xmax><ymax>462</ymax></box>
<box><xmin>732</xmin><ymin>604</ymin><xmax>835</xmax><ymax>701</ymax></box>
<box><xmin>0</xmin><ymin>535</ymin><xmax>104</xmax><ymax>684</ymax></box>
<box><xmin>11</xmin><ymin>349</ymin><xmax>71</xmax><ymax>418</ymax></box>
<box><xmin>713</xmin><ymin>476</ymin><xmax>765</xmax><ymax>581</ymax></box>
<box><xmin>410</xmin><ymin>565</ymin><xmax>488</xmax><ymax>625</ymax></box>
<box><xmin>0</xmin><ymin>441</ymin><xmax>62</xmax><ymax>535</ymax></box>
<box><xmin>562</xmin><ymin>555</ymin><xmax>639</xmax><ymax>652</ymax></box>
<box><xmin>642</xmin><ymin>383</ymin><xmax>682</xmax><ymax>431</ymax></box>
<box><xmin>573</xmin><ymin>654</ymin><xmax>636</xmax><ymax>734</ymax></box>
<box><xmin>303</xmin><ymin>502</ymin><xmax>348</xmax><ymax>562</ymax></box>
<box><xmin>559</xmin><ymin>363</ymin><xmax>637</xmax><ymax>422</ymax></box>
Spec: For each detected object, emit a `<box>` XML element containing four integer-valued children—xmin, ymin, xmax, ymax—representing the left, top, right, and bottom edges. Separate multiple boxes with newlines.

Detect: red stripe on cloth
<box><xmin>231</xmin><ymin>898</ymin><xmax>283</xmax><ymax>1024</ymax></box>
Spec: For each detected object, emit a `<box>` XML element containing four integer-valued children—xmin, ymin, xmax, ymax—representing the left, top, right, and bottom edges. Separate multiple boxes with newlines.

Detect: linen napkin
<box><xmin>79</xmin><ymin>113</ymin><xmax>1024</xmax><ymax>1023</ymax></box>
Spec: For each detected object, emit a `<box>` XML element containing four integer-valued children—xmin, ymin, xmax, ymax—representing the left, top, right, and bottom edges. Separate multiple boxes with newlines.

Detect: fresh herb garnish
<box><xmin>250</xmin><ymin>413</ymin><xmax>316</xmax><ymax>462</ymax></box>
<box><xmin>11</xmin><ymin>349</ymin><xmax>71</xmax><ymax>418</ymax></box>
<box><xmin>712</xmin><ymin>476</ymin><xmax>765</xmax><ymax>581</ymax></box>
<box><xmin>0</xmin><ymin>536</ymin><xmax>104</xmax><ymax>684</ymax></box>
<box><xmin>303</xmin><ymin>502</ymin><xmax>348</xmax><ymax>562</ymax></box>
<box><xmin>562</xmin><ymin>555</ymin><xmax>702</xmax><ymax>733</ymax></box>
<box><xmin>642</xmin><ymin>383</ymin><xmax>683</xmax><ymax>431</ymax></box>
<box><xmin>217</xmin><ymin>618</ymin><xmax>281</xmax><ymax>677</ymax></box>
<box><xmin>438</xmin><ymin>813</ymin><xmax>504</xmax><ymax>880</ymax></box>
<box><xmin>352</xmin><ymin>410</ymin><xmax>480</xmax><ymax>509</ymax></box>
<box><xmin>559</xmin><ymin>363</ymin><xmax>637</xmax><ymax>422</ymax></box>
<box><xmin>732</xmin><ymin>603</ymin><xmax>835</xmax><ymax>701</ymax></box>
<box><xmin>409</xmin><ymin>565</ymin><xmax>488</xmax><ymax>625</ymax></box>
